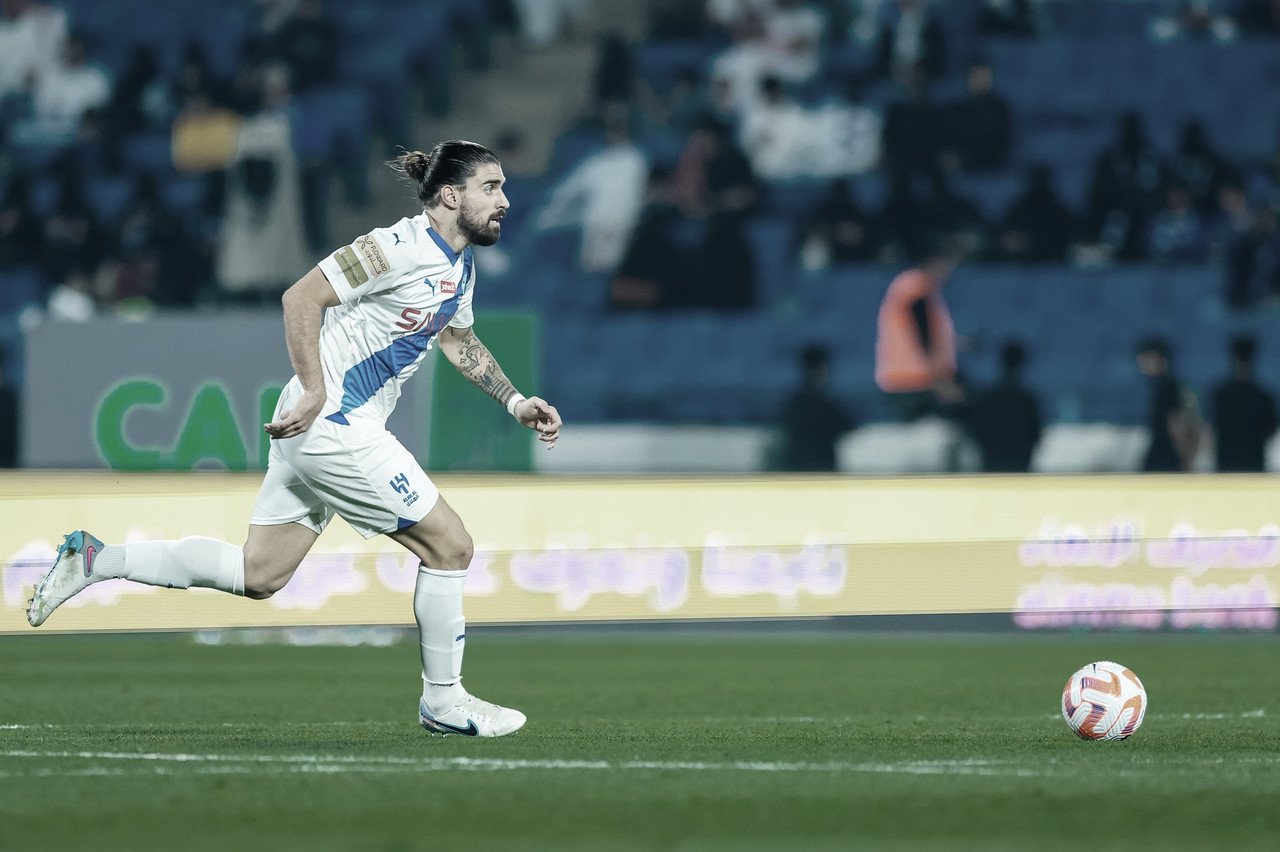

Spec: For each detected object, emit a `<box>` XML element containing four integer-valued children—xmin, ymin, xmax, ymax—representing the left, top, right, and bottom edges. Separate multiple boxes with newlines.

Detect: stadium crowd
<box><xmin>2</xmin><ymin>0</ymin><xmax>1280</xmax><ymax>469</ymax></box>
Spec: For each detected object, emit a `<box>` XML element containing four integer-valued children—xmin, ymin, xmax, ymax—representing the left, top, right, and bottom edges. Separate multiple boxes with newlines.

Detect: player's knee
<box><xmin>242</xmin><ymin>551</ymin><xmax>289</xmax><ymax>600</ymax></box>
<box><xmin>437</xmin><ymin>529</ymin><xmax>474</xmax><ymax>570</ymax></box>
<box><xmin>243</xmin><ymin>572</ymin><xmax>289</xmax><ymax>600</ymax></box>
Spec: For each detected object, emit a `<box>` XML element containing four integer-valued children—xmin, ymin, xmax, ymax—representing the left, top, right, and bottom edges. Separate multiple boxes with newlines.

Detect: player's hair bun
<box><xmin>399</xmin><ymin>151</ymin><xmax>431</xmax><ymax>183</ymax></box>
<box><xmin>388</xmin><ymin>141</ymin><xmax>499</xmax><ymax>208</ymax></box>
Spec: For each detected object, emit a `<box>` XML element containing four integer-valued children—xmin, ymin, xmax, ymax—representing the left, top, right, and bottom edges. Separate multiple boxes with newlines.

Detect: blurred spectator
<box><xmin>932</xmin><ymin>180</ymin><xmax>991</xmax><ymax>260</ymax></box>
<box><xmin>1211</xmin><ymin>335</ymin><xmax>1278</xmax><ymax>471</ymax></box>
<box><xmin>943</xmin><ymin>57</ymin><xmax>1012</xmax><ymax>173</ymax></box>
<box><xmin>613</xmin><ymin>171</ymin><xmax>758</xmax><ymax>311</ymax></box>
<box><xmin>877</xmin><ymin>0</ymin><xmax>947</xmax><ymax>84</ymax></box>
<box><xmin>669</xmin><ymin>117</ymin><xmax>759</xmax><ymax>218</ymax></box>
<box><xmin>106</xmin><ymin>45</ymin><xmax>169</xmax><ymax>135</ymax></box>
<box><xmin>1225</xmin><ymin>206</ymin><xmax>1280</xmax><ymax>308</ymax></box>
<box><xmin>0</xmin><ymin>0</ymin><xmax>66</xmax><ymax>97</ymax></box>
<box><xmin>875</xmin><ymin>234</ymin><xmax>966</xmax><ymax>421</ymax></box>
<box><xmin>967</xmin><ymin>340</ymin><xmax>1043</xmax><ymax>472</ymax></box>
<box><xmin>0</xmin><ymin>346</ymin><xmax>16</xmax><ymax>467</ymax></box>
<box><xmin>42</xmin><ymin>171</ymin><xmax>108</xmax><ymax>280</ymax></box>
<box><xmin>171</xmin><ymin>90</ymin><xmax>242</xmax><ymax>173</ymax></box>
<box><xmin>1237</xmin><ymin>0</ymin><xmax>1280</xmax><ymax>34</ymax></box>
<box><xmin>797</xmin><ymin>177</ymin><xmax>877</xmax><ymax>269</ymax></box>
<box><xmin>1206</xmin><ymin>182</ymin><xmax>1253</xmax><ymax>259</ymax></box>
<box><xmin>995</xmin><ymin>164</ymin><xmax>1079</xmax><ymax>263</ymax></box>
<box><xmin>592</xmin><ymin>33</ymin><xmax>635</xmax><ymax>112</ymax></box>
<box><xmin>612</xmin><ymin>166</ymin><xmax>684</xmax><ymax>309</ymax></box>
<box><xmin>1151</xmin><ymin>1</ymin><xmax>1237</xmax><ymax>41</ymax></box>
<box><xmin>649</xmin><ymin>0</ymin><xmax>714</xmax><ymax>38</ymax></box>
<box><xmin>738</xmin><ymin>75</ymin><xmax>807</xmax><ymax>179</ymax></box>
<box><xmin>648</xmin><ymin>67</ymin><xmax>712</xmax><ymax>135</ymax></box>
<box><xmin>32</xmin><ymin>31</ymin><xmax>111</xmax><ymax>131</ymax></box>
<box><xmin>44</xmin><ymin>262</ymin><xmax>96</xmax><ymax>322</ymax></box>
<box><xmin>0</xmin><ymin>175</ymin><xmax>44</xmax><ymax>269</ymax></box>
<box><xmin>173</xmin><ymin>40</ymin><xmax>230</xmax><ymax>108</ymax></box>
<box><xmin>878</xmin><ymin>183</ymin><xmax>935</xmax><ymax>262</ymax></box>
<box><xmin>510</xmin><ymin>0</ymin><xmax>586</xmax><ymax>47</ymax></box>
<box><xmin>1135</xmin><ymin>337</ymin><xmax>1201</xmax><ymax>472</ymax></box>
<box><xmin>979</xmin><ymin>0</ymin><xmax>1045</xmax><ymax>37</ymax></box>
<box><xmin>882</xmin><ymin>61</ymin><xmax>946</xmax><ymax>202</ymax></box>
<box><xmin>216</xmin><ymin>65</ymin><xmax>309</xmax><ymax>302</ymax></box>
<box><xmin>1148</xmin><ymin>183</ymin><xmax>1208</xmax><ymax>262</ymax></box>
<box><xmin>109</xmin><ymin>175</ymin><xmax>185</xmax><ymax>305</ymax></box>
<box><xmin>1088</xmin><ymin>112</ymin><xmax>1166</xmax><ymax>261</ymax></box>
<box><xmin>270</xmin><ymin>0</ymin><xmax>337</xmax><ymax>93</ymax></box>
<box><xmin>1167</xmin><ymin>119</ymin><xmax>1236</xmax><ymax>215</ymax></box>
<box><xmin>536</xmin><ymin>110</ymin><xmax>649</xmax><ymax>273</ymax></box>
<box><xmin>778</xmin><ymin>344</ymin><xmax>853</xmax><ymax>471</ymax></box>
<box><xmin>708</xmin><ymin>0</ymin><xmax>826</xmax><ymax>113</ymax></box>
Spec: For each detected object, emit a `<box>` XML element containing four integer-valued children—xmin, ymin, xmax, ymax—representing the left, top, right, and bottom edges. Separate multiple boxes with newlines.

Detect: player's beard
<box><xmin>458</xmin><ymin>200</ymin><xmax>502</xmax><ymax>247</ymax></box>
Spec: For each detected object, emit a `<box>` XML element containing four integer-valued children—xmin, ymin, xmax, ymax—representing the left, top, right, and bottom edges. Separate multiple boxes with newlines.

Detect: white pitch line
<box><xmin>0</xmin><ymin>749</ymin><xmax>1052</xmax><ymax>778</ymax></box>
<box><xmin>1041</xmin><ymin>709</ymin><xmax>1268</xmax><ymax>721</ymax></box>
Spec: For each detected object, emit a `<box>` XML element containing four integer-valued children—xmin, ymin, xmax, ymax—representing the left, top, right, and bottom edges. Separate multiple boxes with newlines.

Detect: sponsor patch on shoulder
<box><xmin>355</xmin><ymin>234</ymin><xmax>390</xmax><ymax>275</ymax></box>
<box><xmin>332</xmin><ymin>246</ymin><xmax>369</xmax><ymax>288</ymax></box>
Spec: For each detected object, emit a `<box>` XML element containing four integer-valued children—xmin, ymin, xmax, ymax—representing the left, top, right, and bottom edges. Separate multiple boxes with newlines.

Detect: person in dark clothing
<box><xmin>1136</xmin><ymin>337</ymin><xmax>1201</xmax><ymax>472</ymax></box>
<box><xmin>945</xmin><ymin>57</ymin><xmax>1012</xmax><ymax>173</ymax></box>
<box><xmin>1212</xmin><ymin>335</ymin><xmax>1278</xmax><ymax>471</ymax></box>
<box><xmin>877</xmin><ymin>0</ymin><xmax>948</xmax><ymax>83</ymax></box>
<box><xmin>967</xmin><ymin>341</ymin><xmax>1043</xmax><ymax>472</ymax></box>
<box><xmin>798</xmin><ymin>177</ymin><xmax>877</xmax><ymax>266</ymax></box>
<box><xmin>592</xmin><ymin>33</ymin><xmax>635</xmax><ymax>110</ymax></box>
<box><xmin>780</xmin><ymin>345</ymin><xmax>852</xmax><ymax>471</ymax></box>
<box><xmin>1089</xmin><ymin>112</ymin><xmax>1167</xmax><ymax>261</ymax></box>
<box><xmin>1225</xmin><ymin>205</ymin><xmax>1280</xmax><ymax>309</ymax></box>
<box><xmin>1167</xmin><ymin>119</ymin><xmax>1237</xmax><ymax>217</ymax></box>
<box><xmin>882</xmin><ymin>61</ymin><xmax>947</xmax><ymax>203</ymax></box>
<box><xmin>0</xmin><ymin>175</ymin><xmax>46</xmax><ymax>270</ymax></box>
<box><xmin>0</xmin><ymin>348</ymin><xmax>17</xmax><ymax>468</ymax></box>
<box><xmin>270</xmin><ymin>0</ymin><xmax>338</xmax><ymax>94</ymax></box>
<box><xmin>996</xmin><ymin>164</ymin><xmax>1079</xmax><ymax>262</ymax></box>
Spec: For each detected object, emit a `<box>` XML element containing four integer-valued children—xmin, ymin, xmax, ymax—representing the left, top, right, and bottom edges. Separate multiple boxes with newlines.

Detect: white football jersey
<box><xmin>308</xmin><ymin>212</ymin><xmax>475</xmax><ymax>425</ymax></box>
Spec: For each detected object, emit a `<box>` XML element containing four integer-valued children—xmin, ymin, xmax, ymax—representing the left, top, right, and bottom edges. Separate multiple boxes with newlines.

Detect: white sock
<box><xmin>101</xmin><ymin>537</ymin><xmax>245</xmax><ymax>595</ymax></box>
<box><xmin>415</xmin><ymin>566</ymin><xmax>467</xmax><ymax>714</ymax></box>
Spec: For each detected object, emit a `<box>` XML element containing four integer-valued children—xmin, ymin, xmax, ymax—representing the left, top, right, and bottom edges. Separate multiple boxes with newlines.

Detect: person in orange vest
<box><xmin>874</xmin><ymin>235</ymin><xmax>967</xmax><ymax>421</ymax></box>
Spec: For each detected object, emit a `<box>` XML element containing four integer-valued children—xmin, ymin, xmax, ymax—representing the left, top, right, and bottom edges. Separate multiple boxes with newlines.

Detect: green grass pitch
<box><xmin>1</xmin><ymin>630</ymin><xmax>1277</xmax><ymax>851</ymax></box>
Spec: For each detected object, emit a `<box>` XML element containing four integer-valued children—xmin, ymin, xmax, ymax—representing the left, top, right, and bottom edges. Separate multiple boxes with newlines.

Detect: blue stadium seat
<box><xmin>0</xmin><ymin>267</ymin><xmax>45</xmax><ymax>314</ymax></box>
<box><xmin>85</xmin><ymin>177</ymin><xmax>135</xmax><ymax>221</ymax></box>
<box><xmin>121</xmin><ymin>133</ymin><xmax>173</xmax><ymax>175</ymax></box>
<box><xmin>634</xmin><ymin>41</ymin><xmax>723</xmax><ymax>95</ymax></box>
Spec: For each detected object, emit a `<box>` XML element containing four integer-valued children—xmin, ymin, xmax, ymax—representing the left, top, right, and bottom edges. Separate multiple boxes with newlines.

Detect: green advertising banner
<box><xmin>429</xmin><ymin>313</ymin><xmax>538</xmax><ymax>472</ymax></box>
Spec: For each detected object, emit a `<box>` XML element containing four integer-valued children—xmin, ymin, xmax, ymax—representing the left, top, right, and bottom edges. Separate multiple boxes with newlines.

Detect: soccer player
<box><xmin>27</xmin><ymin>140</ymin><xmax>561</xmax><ymax>738</ymax></box>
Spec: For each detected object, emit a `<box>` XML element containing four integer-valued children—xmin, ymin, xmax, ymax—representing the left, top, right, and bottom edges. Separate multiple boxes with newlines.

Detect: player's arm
<box><xmin>265</xmin><ymin>266</ymin><xmax>341</xmax><ymax>439</ymax></box>
<box><xmin>437</xmin><ymin>325</ymin><xmax>562</xmax><ymax>447</ymax></box>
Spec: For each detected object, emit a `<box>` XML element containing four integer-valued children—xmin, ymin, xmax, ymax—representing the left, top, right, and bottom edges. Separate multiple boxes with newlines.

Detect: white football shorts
<box><xmin>250</xmin><ymin>391</ymin><xmax>439</xmax><ymax>539</ymax></box>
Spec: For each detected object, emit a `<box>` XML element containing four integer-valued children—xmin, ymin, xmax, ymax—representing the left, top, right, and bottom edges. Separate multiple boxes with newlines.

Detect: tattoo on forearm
<box><xmin>455</xmin><ymin>331</ymin><xmax>519</xmax><ymax>406</ymax></box>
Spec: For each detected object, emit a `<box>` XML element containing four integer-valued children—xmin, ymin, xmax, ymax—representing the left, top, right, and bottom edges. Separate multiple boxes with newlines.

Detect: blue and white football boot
<box><xmin>419</xmin><ymin>691</ymin><xmax>526</xmax><ymax>737</ymax></box>
<box><xmin>27</xmin><ymin>531</ymin><xmax>107</xmax><ymax>627</ymax></box>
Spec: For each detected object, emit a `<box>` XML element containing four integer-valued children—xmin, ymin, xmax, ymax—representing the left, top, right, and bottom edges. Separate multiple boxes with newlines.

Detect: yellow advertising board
<box><xmin>1</xmin><ymin>473</ymin><xmax>1277</xmax><ymax>633</ymax></box>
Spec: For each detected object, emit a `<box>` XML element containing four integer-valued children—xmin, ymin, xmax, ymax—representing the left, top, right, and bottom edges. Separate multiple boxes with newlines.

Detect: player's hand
<box><xmin>514</xmin><ymin>396</ymin><xmax>562</xmax><ymax>448</ymax></box>
<box><xmin>264</xmin><ymin>390</ymin><xmax>325</xmax><ymax>440</ymax></box>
